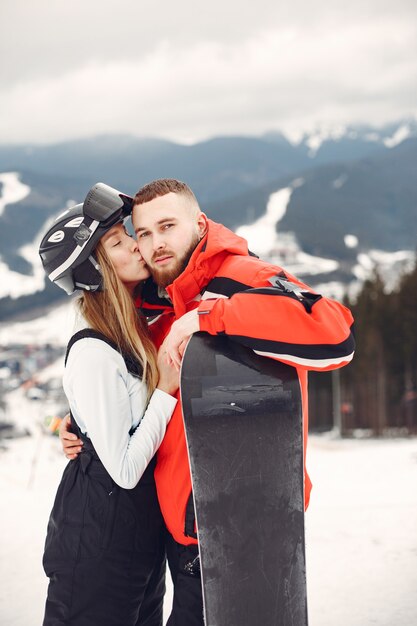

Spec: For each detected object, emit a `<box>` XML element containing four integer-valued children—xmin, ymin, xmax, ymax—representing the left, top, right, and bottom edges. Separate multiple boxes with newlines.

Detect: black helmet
<box><xmin>39</xmin><ymin>183</ymin><xmax>133</xmax><ymax>294</ymax></box>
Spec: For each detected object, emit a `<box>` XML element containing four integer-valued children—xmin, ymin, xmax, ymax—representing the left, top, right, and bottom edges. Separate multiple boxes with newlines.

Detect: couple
<box><xmin>39</xmin><ymin>179</ymin><xmax>355</xmax><ymax>625</ymax></box>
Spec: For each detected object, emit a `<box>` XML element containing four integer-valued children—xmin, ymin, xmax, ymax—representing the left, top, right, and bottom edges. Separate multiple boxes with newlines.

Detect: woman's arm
<box><xmin>64</xmin><ymin>339</ymin><xmax>177</xmax><ymax>488</ymax></box>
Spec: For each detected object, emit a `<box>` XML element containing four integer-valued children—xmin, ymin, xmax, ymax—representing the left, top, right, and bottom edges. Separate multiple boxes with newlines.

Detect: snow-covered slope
<box><xmin>0</xmin><ymin>172</ymin><xmax>30</xmax><ymax>217</ymax></box>
<box><xmin>0</xmin><ymin>172</ymin><xmax>52</xmax><ymax>299</ymax></box>
<box><xmin>236</xmin><ymin>181</ymin><xmax>415</xmax><ymax>299</ymax></box>
<box><xmin>1</xmin><ymin>429</ymin><xmax>416</xmax><ymax>626</ymax></box>
<box><xmin>0</xmin><ymin>300</ymin><xmax>77</xmax><ymax>347</ymax></box>
<box><xmin>0</xmin><ymin>243</ymin><xmax>46</xmax><ymax>299</ymax></box>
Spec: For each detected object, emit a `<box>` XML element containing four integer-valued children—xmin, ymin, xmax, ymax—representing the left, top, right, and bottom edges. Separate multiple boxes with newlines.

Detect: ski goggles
<box><xmin>83</xmin><ymin>182</ymin><xmax>133</xmax><ymax>227</ymax></box>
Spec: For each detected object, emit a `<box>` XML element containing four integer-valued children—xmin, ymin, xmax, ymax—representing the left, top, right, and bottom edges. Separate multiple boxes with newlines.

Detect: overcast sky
<box><xmin>1</xmin><ymin>0</ymin><xmax>416</xmax><ymax>144</ymax></box>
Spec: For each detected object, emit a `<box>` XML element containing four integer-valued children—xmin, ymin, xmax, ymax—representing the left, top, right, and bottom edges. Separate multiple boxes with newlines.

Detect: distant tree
<box><xmin>342</xmin><ymin>260</ymin><xmax>417</xmax><ymax>433</ymax></box>
<box><xmin>395</xmin><ymin>261</ymin><xmax>417</xmax><ymax>429</ymax></box>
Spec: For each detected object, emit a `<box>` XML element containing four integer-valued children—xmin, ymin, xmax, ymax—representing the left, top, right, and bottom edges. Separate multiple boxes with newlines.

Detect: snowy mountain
<box><xmin>235</xmin><ymin>180</ymin><xmax>414</xmax><ymax>301</ymax></box>
<box><xmin>0</xmin><ymin>172</ymin><xmax>46</xmax><ymax>299</ymax></box>
<box><xmin>206</xmin><ymin>134</ymin><xmax>417</xmax><ymax>299</ymax></box>
<box><xmin>0</xmin><ymin>118</ymin><xmax>415</xmax><ymax>320</ymax></box>
<box><xmin>288</xmin><ymin>118</ymin><xmax>417</xmax><ymax>160</ymax></box>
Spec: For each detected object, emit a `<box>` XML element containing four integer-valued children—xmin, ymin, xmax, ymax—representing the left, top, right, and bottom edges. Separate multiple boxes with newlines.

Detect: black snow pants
<box><xmin>165</xmin><ymin>534</ymin><xmax>204</xmax><ymax>626</ymax></box>
<box><xmin>42</xmin><ymin>439</ymin><xmax>166</xmax><ymax>626</ymax></box>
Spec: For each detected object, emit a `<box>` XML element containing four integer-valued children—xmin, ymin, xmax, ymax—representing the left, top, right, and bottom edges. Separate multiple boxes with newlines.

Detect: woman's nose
<box><xmin>130</xmin><ymin>238</ymin><xmax>139</xmax><ymax>253</ymax></box>
<box><xmin>131</xmin><ymin>239</ymin><xmax>145</xmax><ymax>261</ymax></box>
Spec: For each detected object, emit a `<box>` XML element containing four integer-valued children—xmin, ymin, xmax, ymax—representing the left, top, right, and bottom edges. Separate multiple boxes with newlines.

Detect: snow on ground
<box><xmin>332</xmin><ymin>174</ymin><xmax>348</xmax><ymax>189</ymax></box>
<box><xmin>280</xmin><ymin>250</ymin><xmax>339</xmax><ymax>277</ymax></box>
<box><xmin>235</xmin><ymin>181</ymin><xmax>340</xmax><ymax>280</ymax></box>
<box><xmin>310</xmin><ymin>281</ymin><xmax>348</xmax><ymax>302</ymax></box>
<box><xmin>0</xmin><ymin>172</ymin><xmax>49</xmax><ymax>299</ymax></box>
<box><xmin>0</xmin><ymin>214</ymin><xmax>61</xmax><ymax>300</ymax></box>
<box><xmin>236</xmin><ymin>186</ymin><xmax>294</xmax><ymax>253</ymax></box>
<box><xmin>1</xmin><ymin>382</ymin><xmax>416</xmax><ymax>626</ymax></box>
<box><xmin>384</xmin><ymin>124</ymin><xmax>411</xmax><ymax>148</ymax></box>
<box><xmin>0</xmin><ymin>300</ymin><xmax>78</xmax><ymax>347</ymax></box>
<box><xmin>0</xmin><ymin>172</ymin><xmax>30</xmax><ymax>217</ymax></box>
<box><xmin>0</xmin><ymin>258</ymin><xmax>46</xmax><ymax>300</ymax></box>
<box><xmin>353</xmin><ymin>250</ymin><xmax>415</xmax><ymax>292</ymax></box>
<box><xmin>304</xmin><ymin>124</ymin><xmax>347</xmax><ymax>157</ymax></box>
<box><xmin>0</xmin><ymin>173</ymin><xmax>70</xmax><ymax>300</ymax></box>
<box><xmin>344</xmin><ymin>234</ymin><xmax>358</xmax><ymax>249</ymax></box>
<box><xmin>305</xmin><ymin>435</ymin><xmax>417</xmax><ymax>626</ymax></box>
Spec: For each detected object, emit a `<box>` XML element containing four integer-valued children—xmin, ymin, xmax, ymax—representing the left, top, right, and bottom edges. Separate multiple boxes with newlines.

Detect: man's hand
<box><xmin>164</xmin><ymin>309</ymin><xmax>200</xmax><ymax>370</ymax></box>
<box><xmin>59</xmin><ymin>413</ymin><xmax>83</xmax><ymax>460</ymax></box>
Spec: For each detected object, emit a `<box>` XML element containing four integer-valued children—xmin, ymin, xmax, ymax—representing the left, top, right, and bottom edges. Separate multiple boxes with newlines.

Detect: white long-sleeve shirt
<box><xmin>63</xmin><ymin>337</ymin><xmax>177</xmax><ymax>489</ymax></box>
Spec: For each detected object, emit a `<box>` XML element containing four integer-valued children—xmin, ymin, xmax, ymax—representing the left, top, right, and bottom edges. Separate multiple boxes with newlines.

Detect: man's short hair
<box><xmin>133</xmin><ymin>179</ymin><xmax>199</xmax><ymax>208</ymax></box>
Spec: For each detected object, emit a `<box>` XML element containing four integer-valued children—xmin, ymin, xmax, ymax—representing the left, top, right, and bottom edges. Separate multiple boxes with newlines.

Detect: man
<box><xmin>63</xmin><ymin>179</ymin><xmax>355</xmax><ymax>625</ymax></box>
<box><xmin>133</xmin><ymin>178</ymin><xmax>355</xmax><ymax>625</ymax></box>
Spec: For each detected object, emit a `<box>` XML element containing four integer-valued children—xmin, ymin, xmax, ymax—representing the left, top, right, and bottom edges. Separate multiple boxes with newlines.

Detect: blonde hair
<box><xmin>77</xmin><ymin>242</ymin><xmax>159</xmax><ymax>398</ymax></box>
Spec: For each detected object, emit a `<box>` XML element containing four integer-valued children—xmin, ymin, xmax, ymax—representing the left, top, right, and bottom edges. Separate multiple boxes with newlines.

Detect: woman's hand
<box><xmin>156</xmin><ymin>339</ymin><xmax>180</xmax><ymax>396</ymax></box>
<box><xmin>59</xmin><ymin>413</ymin><xmax>83</xmax><ymax>460</ymax></box>
<box><xmin>163</xmin><ymin>309</ymin><xmax>200</xmax><ymax>370</ymax></box>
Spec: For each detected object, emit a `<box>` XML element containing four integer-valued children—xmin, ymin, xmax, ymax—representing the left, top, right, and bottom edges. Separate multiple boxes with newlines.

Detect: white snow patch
<box><xmin>353</xmin><ymin>249</ymin><xmax>415</xmax><ymax>291</ymax></box>
<box><xmin>291</xmin><ymin>177</ymin><xmax>305</xmax><ymax>189</ymax></box>
<box><xmin>311</xmin><ymin>281</ymin><xmax>347</xmax><ymax>301</ymax></box>
<box><xmin>0</xmin><ymin>172</ymin><xmax>30</xmax><ymax>217</ymax></box>
<box><xmin>0</xmin><ymin>259</ymin><xmax>46</xmax><ymax>299</ymax></box>
<box><xmin>332</xmin><ymin>174</ymin><xmax>348</xmax><ymax>189</ymax></box>
<box><xmin>0</xmin><ymin>213</ymin><xmax>60</xmax><ymax>299</ymax></box>
<box><xmin>305</xmin><ymin>124</ymin><xmax>347</xmax><ymax>157</ymax></box>
<box><xmin>384</xmin><ymin>124</ymin><xmax>411</xmax><ymax>148</ymax></box>
<box><xmin>0</xmin><ymin>300</ymin><xmax>78</xmax><ymax>347</ymax></box>
<box><xmin>263</xmin><ymin>231</ymin><xmax>300</xmax><ymax>265</ymax></box>
<box><xmin>356</xmin><ymin>252</ymin><xmax>374</xmax><ymax>272</ymax></box>
<box><xmin>281</xmin><ymin>251</ymin><xmax>339</xmax><ymax>277</ymax></box>
<box><xmin>283</xmin><ymin>128</ymin><xmax>304</xmax><ymax>146</ymax></box>
<box><xmin>236</xmin><ymin>186</ymin><xmax>293</xmax><ymax>255</ymax></box>
<box><xmin>369</xmin><ymin>249</ymin><xmax>415</xmax><ymax>266</ymax></box>
<box><xmin>306</xmin><ymin>135</ymin><xmax>323</xmax><ymax>156</ymax></box>
<box><xmin>344</xmin><ymin>234</ymin><xmax>358</xmax><ymax>248</ymax></box>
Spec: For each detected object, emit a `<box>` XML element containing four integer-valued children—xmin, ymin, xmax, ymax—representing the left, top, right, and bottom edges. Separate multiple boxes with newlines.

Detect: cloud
<box><xmin>1</xmin><ymin>3</ymin><xmax>416</xmax><ymax>143</ymax></box>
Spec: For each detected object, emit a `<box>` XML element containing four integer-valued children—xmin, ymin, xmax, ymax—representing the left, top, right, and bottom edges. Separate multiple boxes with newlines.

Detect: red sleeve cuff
<box><xmin>197</xmin><ymin>299</ymin><xmax>225</xmax><ymax>334</ymax></box>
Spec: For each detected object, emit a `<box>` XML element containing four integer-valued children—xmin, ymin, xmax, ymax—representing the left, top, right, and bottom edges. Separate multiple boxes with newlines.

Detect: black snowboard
<box><xmin>180</xmin><ymin>332</ymin><xmax>308</xmax><ymax>626</ymax></box>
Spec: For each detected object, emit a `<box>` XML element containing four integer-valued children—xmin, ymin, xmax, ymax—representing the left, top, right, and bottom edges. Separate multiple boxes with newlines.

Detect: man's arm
<box><xmin>165</xmin><ymin>269</ymin><xmax>355</xmax><ymax>371</ymax></box>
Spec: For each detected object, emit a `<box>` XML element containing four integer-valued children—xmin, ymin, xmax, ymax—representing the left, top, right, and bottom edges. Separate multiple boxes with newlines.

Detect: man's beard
<box><xmin>149</xmin><ymin>233</ymin><xmax>200</xmax><ymax>289</ymax></box>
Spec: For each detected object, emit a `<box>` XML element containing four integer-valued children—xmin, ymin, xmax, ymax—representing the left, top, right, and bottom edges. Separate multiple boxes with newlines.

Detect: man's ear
<box><xmin>197</xmin><ymin>213</ymin><xmax>208</xmax><ymax>239</ymax></box>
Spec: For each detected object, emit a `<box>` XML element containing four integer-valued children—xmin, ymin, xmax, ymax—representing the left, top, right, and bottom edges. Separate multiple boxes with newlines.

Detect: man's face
<box><xmin>132</xmin><ymin>192</ymin><xmax>207</xmax><ymax>288</ymax></box>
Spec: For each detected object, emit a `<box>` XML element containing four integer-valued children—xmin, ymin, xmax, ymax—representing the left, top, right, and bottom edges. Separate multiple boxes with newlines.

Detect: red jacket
<box><xmin>142</xmin><ymin>220</ymin><xmax>355</xmax><ymax>545</ymax></box>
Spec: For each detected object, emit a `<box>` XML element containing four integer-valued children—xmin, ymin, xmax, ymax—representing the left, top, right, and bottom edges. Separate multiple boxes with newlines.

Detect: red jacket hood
<box><xmin>166</xmin><ymin>219</ymin><xmax>249</xmax><ymax>316</ymax></box>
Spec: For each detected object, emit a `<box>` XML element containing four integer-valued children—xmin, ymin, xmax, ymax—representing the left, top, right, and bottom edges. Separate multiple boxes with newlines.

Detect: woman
<box><xmin>38</xmin><ymin>184</ymin><xmax>178</xmax><ymax>626</ymax></box>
